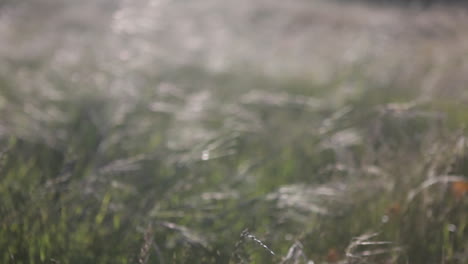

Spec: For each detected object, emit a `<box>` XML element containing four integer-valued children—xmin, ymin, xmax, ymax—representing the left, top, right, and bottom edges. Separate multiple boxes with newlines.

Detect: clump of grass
<box><xmin>1</xmin><ymin>62</ymin><xmax>467</xmax><ymax>263</ymax></box>
<box><xmin>1</xmin><ymin>0</ymin><xmax>468</xmax><ymax>263</ymax></box>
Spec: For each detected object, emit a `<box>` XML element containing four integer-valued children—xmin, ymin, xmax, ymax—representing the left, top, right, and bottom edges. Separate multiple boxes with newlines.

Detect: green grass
<box><xmin>1</xmin><ymin>0</ymin><xmax>468</xmax><ymax>262</ymax></box>
<box><xmin>1</xmin><ymin>64</ymin><xmax>467</xmax><ymax>263</ymax></box>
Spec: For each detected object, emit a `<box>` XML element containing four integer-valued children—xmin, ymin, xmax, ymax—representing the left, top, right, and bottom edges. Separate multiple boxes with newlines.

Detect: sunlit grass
<box><xmin>1</xmin><ymin>63</ymin><xmax>467</xmax><ymax>263</ymax></box>
<box><xmin>1</xmin><ymin>0</ymin><xmax>468</xmax><ymax>263</ymax></box>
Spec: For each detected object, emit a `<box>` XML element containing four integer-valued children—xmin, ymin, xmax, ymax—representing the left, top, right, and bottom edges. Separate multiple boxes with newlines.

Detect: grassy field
<box><xmin>0</xmin><ymin>0</ymin><xmax>467</xmax><ymax>263</ymax></box>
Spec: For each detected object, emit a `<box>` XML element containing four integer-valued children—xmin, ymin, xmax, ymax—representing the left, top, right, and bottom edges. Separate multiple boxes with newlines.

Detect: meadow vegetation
<box><xmin>0</xmin><ymin>0</ymin><xmax>467</xmax><ymax>263</ymax></box>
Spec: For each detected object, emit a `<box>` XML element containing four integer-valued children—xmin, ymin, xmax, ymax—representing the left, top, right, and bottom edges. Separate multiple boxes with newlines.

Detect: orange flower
<box><xmin>326</xmin><ymin>248</ymin><xmax>340</xmax><ymax>263</ymax></box>
<box><xmin>387</xmin><ymin>203</ymin><xmax>401</xmax><ymax>217</ymax></box>
<box><xmin>451</xmin><ymin>181</ymin><xmax>468</xmax><ymax>199</ymax></box>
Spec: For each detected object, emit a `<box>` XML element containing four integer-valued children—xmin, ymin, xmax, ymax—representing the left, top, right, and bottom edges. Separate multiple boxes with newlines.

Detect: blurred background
<box><xmin>0</xmin><ymin>0</ymin><xmax>467</xmax><ymax>263</ymax></box>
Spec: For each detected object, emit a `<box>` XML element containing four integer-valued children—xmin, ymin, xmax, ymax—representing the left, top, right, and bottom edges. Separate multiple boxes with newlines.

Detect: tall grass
<box><xmin>1</xmin><ymin>0</ymin><xmax>467</xmax><ymax>263</ymax></box>
<box><xmin>1</xmin><ymin>64</ymin><xmax>466</xmax><ymax>263</ymax></box>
